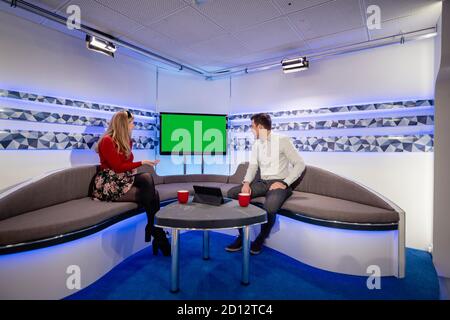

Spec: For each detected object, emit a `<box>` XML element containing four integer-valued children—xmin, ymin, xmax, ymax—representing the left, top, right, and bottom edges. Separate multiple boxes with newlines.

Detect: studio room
<box><xmin>0</xmin><ymin>0</ymin><xmax>449</xmax><ymax>304</ymax></box>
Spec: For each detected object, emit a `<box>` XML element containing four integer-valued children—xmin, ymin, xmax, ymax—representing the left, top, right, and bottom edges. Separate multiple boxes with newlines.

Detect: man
<box><xmin>226</xmin><ymin>113</ymin><xmax>305</xmax><ymax>255</ymax></box>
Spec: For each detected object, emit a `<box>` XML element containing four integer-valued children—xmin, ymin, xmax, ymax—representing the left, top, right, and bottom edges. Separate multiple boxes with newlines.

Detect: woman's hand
<box><xmin>142</xmin><ymin>159</ymin><xmax>160</xmax><ymax>167</ymax></box>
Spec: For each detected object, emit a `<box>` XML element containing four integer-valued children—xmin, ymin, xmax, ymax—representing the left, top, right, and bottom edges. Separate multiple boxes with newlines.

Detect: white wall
<box><xmin>230</xmin><ymin>38</ymin><xmax>435</xmax><ymax>113</ymax></box>
<box><xmin>0</xmin><ymin>10</ymin><xmax>158</xmax><ymax>108</ymax></box>
<box><xmin>157</xmin><ymin>70</ymin><xmax>229</xmax><ymax>114</ymax></box>
<box><xmin>229</xmin><ymin>39</ymin><xmax>436</xmax><ymax>251</ymax></box>
<box><xmin>433</xmin><ymin>1</ymin><xmax>450</xmax><ymax>278</ymax></box>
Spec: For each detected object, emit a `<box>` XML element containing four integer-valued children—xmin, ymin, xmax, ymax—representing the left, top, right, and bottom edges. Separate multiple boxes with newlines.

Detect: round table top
<box><xmin>154</xmin><ymin>197</ymin><xmax>267</xmax><ymax>230</ymax></box>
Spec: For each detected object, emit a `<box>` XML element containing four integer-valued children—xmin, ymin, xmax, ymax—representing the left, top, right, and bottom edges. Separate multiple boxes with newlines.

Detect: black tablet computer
<box><xmin>192</xmin><ymin>185</ymin><xmax>233</xmax><ymax>206</ymax></box>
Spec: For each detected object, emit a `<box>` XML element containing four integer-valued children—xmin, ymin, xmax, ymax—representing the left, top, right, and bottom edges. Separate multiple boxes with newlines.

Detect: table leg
<box><xmin>171</xmin><ymin>228</ymin><xmax>180</xmax><ymax>293</ymax></box>
<box><xmin>241</xmin><ymin>226</ymin><xmax>250</xmax><ymax>285</ymax></box>
<box><xmin>203</xmin><ymin>230</ymin><xmax>210</xmax><ymax>260</ymax></box>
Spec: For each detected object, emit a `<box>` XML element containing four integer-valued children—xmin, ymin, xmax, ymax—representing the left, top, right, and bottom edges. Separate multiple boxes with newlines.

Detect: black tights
<box><xmin>114</xmin><ymin>172</ymin><xmax>162</xmax><ymax>240</ymax></box>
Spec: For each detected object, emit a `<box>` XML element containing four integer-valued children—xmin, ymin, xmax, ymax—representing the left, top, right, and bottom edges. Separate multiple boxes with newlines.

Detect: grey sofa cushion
<box><xmin>0</xmin><ymin>161</ymin><xmax>402</xmax><ymax>247</ymax></box>
<box><xmin>251</xmin><ymin>191</ymin><xmax>398</xmax><ymax>224</ymax></box>
<box><xmin>293</xmin><ymin>166</ymin><xmax>393</xmax><ymax>211</ymax></box>
<box><xmin>0</xmin><ymin>197</ymin><xmax>138</xmax><ymax>245</ymax></box>
<box><xmin>0</xmin><ymin>165</ymin><xmax>98</xmax><ymax>222</ymax></box>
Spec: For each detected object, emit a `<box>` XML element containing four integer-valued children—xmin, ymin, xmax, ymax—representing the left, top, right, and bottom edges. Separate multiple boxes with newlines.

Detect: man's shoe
<box><xmin>250</xmin><ymin>240</ymin><xmax>263</xmax><ymax>255</ymax></box>
<box><xmin>225</xmin><ymin>236</ymin><xmax>242</xmax><ymax>252</ymax></box>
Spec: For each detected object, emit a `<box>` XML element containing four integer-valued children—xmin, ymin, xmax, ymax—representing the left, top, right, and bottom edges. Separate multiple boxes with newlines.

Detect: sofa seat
<box><xmin>251</xmin><ymin>191</ymin><xmax>399</xmax><ymax>225</ymax></box>
<box><xmin>0</xmin><ymin>163</ymin><xmax>404</xmax><ymax>254</ymax></box>
<box><xmin>156</xmin><ymin>183</ymin><xmax>239</xmax><ymax>201</ymax></box>
<box><xmin>0</xmin><ymin>197</ymin><xmax>139</xmax><ymax>246</ymax></box>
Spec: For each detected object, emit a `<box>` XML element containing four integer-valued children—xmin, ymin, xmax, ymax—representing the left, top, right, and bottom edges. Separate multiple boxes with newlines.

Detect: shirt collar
<box><xmin>259</xmin><ymin>131</ymin><xmax>273</xmax><ymax>143</ymax></box>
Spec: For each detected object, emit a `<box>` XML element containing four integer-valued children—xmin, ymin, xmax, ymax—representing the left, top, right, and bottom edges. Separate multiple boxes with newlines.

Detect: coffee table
<box><xmin>154</xmin><ymin>197</ymin><xmax>267</xmax><ymax>293</ymax></box>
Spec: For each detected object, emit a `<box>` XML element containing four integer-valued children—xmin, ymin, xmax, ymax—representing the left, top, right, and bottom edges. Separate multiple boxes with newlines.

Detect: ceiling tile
<box><xmin>95</xmin><ymin>0</ymin><xmax>187</xmax><ymax>26</ymax></box>
<box><xmin>272</xmin><ymin>0</ymin><xmax>334</xmax><ymax>14</ymax></box>
<box><xmin>368</xmin><ymin>2</ymin><xmax>442</xmax><ymax>40</ymax></box>
<box><xmin>188</xmin><ymin>34</ymin><xmax>253</xmax><ymax>61</ymax></box>
<box><xmin>191</xmin><ymin>0</ymin><xmax>281</xmax><ymax>32</ymax></box>
<box><xmin>234</xmin><ymin>17</ymin><xmax>303</xmax><ymax>52</ymax></box>
<box><xmin>362</xmin><ymin>0</ymin><xmax>441</xmax><ymax>22</ymax></box>
<box><xmin>123</xmin><ymin>26</ymin><xmax>186</xmax><ymax>58</ymax></box>
<box><xmin>306</xmin><ymin>27</ymin><xmax>368</xmax><ymax>51</ymax></box>
<box><xmin>288</xmin><ymin>0</ymin><xmax>364</xmax><ymax>40</ymax></box>
<box><xmin>57</xmin><ymin>0</ymin><xmax>143</xmax><ymax>37</ymax></box>
<box><xmin>149</xmin><ymin>6</ymin><xmax>226</xmax><ymax>46</ymax></box>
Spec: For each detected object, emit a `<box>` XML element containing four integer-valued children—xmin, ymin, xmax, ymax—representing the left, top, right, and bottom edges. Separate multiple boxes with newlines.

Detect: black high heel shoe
<box><xmin>152</xmin><ymin>229</ymin><xmax>171</xmax><ymax>256</ymax></box>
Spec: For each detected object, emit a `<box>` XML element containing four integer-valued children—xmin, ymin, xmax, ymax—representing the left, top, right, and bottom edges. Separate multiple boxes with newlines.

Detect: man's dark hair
<box><xmin>251</xmin><ymin>113</ymin><xmax>272</xmax><ymax>130</ymax></box>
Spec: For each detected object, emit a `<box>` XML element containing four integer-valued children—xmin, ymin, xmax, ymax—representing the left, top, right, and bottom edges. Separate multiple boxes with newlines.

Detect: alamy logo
<box><xmin>366</xmin><ymin>265</ymin><xmax>381</xmax><ymax>290</ymax></box>
<box><xmin>170</xmin><ymin>121</ymin><xmax>224</xmax><ymax>164</ymax></box>
<box><xmin>66</xmin><ymin>265</ymin><xmax>81</xmax><ymax>290</ymax></box>
<box><xmin>66</xmin><ymin>5</ymin><xmax>81</xmax><ymax>30</ymax></box>
<box><xmin>366</xmin><ymin>5</ymin><xmax>381</xmax><ymax>30</ymax></box>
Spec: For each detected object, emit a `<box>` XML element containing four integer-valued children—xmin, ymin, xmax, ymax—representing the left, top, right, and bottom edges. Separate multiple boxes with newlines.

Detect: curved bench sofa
<box><xmin>0</xmin><ymin>163</ymin><xmax>405</xmax><ymax>299</ymax></box>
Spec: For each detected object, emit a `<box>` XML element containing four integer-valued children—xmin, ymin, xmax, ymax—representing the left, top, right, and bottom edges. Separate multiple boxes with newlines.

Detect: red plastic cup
<box><xmin>177</xmin><ymin>190</ymin><xmax>189</xmax><ymax>204</ymax></box>
<box><xmin>238</xmin><ymin>193</ymin><xmax>251</xmax><ymax>207</ymax></box>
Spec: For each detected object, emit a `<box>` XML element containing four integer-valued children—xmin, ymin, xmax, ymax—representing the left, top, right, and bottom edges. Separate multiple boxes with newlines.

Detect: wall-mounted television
<box><xmin>159</xmin><ymin>112</ymin><xmax>227</xmax><ymax>155</ymax></box>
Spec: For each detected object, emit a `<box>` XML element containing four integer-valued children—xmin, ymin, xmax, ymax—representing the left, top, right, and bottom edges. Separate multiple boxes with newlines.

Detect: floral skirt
<box><xmin>91</xmin><ymin>168</ymin><xmax>137</xmax><ymax>202</ymax></box>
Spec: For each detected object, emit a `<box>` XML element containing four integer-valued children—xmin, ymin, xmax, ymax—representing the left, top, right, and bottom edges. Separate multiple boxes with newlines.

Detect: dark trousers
<box><xmin>114</xmin><ymin>172</ymin><xmax>161</xmax><ymax>241</ymax></box>
<box><xmin>227</xmin><ymin>179</ymin><xmax>293</xmax><ymax>243</ymax></box>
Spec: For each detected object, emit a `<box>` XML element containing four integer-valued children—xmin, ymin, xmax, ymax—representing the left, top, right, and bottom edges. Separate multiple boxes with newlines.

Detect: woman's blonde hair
<box><xmin>95</xmin><ymin>110</ymin><xmax>133</xmax><ymax>158</ymax></box>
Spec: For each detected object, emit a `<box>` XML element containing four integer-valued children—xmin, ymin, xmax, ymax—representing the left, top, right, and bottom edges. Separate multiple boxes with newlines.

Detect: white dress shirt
<box><xmin>243</xmin><ymin>132</ymin><xmax>306</xmax><ymax>186</ymax></box>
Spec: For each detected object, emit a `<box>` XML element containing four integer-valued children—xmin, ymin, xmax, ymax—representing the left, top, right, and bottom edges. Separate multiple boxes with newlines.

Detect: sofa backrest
<box><xmin>293</xmin><ymin>165</ymin><xmax>394</xmax><ymax>211</ymax></box>
<box><xmin>227</xmin><ymin>162</ymin><xmax>393</xmax><ymax>210</ymax></box>
<box><xmin>0</xmin><ymin>165</ymin><xmax>99</xmax><ymax>221</ymax></box>
<box><xmin>163</xmin><ymin>174</ymin><xmax>228</xmax><ymax>184</ymax></box>
<box><xmin>227</xmin><ymin>162</ymin><xmax>261</xmax><ymax>184</ymax></box>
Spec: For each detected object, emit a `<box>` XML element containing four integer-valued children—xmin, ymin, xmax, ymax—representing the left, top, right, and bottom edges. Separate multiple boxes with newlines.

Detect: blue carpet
<box><xmin>66</xmin><ymin>231</ymin><xmax>439</xmax><ymax>300</ymax></box>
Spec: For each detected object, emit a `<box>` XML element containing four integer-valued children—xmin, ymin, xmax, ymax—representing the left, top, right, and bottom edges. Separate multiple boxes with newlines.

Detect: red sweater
<box><xmin>98</xmin><ymin>135</ymin><xmax>142</xmax><ymax>173</ymax></box>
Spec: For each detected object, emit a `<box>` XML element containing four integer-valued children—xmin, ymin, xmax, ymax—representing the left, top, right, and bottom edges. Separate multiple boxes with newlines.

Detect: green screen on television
<box><xmin>159</xmin><ymin>113</ymin><xmax>227</xmax><ymax>155</ymax></box>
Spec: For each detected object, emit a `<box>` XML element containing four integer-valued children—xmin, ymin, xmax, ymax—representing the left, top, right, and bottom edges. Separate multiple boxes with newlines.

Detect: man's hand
<box><xmin>269</xmin><ymin>182</ymin><xmax>287</xmax><ymax>190</ymax></box>
<box><xmin>241</xmin><ymin>182</ymin><xmax>252</xmax><ymax>195</ymax></box>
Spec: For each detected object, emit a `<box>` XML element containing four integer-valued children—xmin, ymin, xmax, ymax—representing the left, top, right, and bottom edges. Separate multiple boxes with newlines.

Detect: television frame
<box><xmin>159</xmin><ymin>112</ymin><xmax>228</xmax><ymax>156</ymax></box>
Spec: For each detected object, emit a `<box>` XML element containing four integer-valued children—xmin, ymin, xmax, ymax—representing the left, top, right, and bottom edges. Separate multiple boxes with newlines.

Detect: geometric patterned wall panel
<box><xmin>0</xmin><ymin>88</ymin><xmax>435</xmax><ymax>152</ymax></box>
<box><xmin>0</xmin><ymin>89</ymin><xmax>157</xmax><ymax>117</ymax></box>
<box><xmin>230</xmin><ymin>134</ymin><xmax>434</xmax><ymax>152</ymax></box>
<box><xmin>228</xmin><ymin>99</ymin><xmax>434</xmax><ymax>120</ymax></box>
<box><xmin>0</xmin><ymin>107</ymin><xmax>157</xmax><ymax>131</ymax></box>
<box><xmin>0</xmin><ymin>129</ymin><xmax>157</xmax><ymax>150</ymax></box>
<box><xmin>228</xmin><ymin>99</ymin><xmax>434</xmax><ymax>152</ymax></box>
<box><xmin>228</xmin><ymin>115</ymin><xmax>434</xmax><ymax>132</ymax></box>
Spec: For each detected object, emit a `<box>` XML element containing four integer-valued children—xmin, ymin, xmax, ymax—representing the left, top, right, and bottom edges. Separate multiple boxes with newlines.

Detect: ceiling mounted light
<box><xmin>281</xmin><ymin>57</ymin><xmax>309</xmax><ymax>73</ymax></box>
<box><xmin>86</xmin><ymin>35</ymin><xmax>116</xmax><ymax>58</ymax></box>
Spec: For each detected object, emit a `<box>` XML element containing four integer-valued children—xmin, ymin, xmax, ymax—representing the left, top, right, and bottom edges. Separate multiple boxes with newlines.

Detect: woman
<box><xmin>91</xmin><ymin>110</ymin><xmax>170</xmax><ymax>256</ymax></box>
